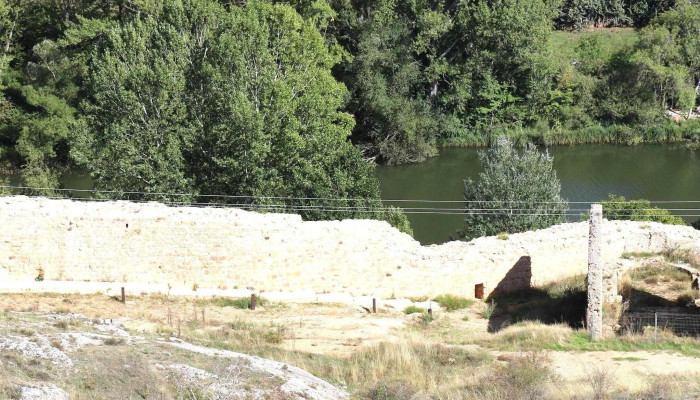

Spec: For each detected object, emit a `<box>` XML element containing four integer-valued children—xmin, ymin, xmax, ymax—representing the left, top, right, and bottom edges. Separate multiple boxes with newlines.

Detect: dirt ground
<box><xmin>517</xmin><ymin>350</ymin><xmax>700</xmax><ymax>390</ymax></box>
<box><xmin>0</xmin><ymin>292</ymin><xmax>698</xmax><ymax>389</ymax></box>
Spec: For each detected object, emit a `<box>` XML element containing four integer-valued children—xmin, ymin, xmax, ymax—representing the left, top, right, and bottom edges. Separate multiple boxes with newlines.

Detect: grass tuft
<box><xmin>210</xmin><ymin>296</ymin><xmax>267</xmax><ymax>309</ymax></box>
<box><xmin>403</xmin><ymin>305</ymin><xmax>425</xmax><ymax>315</ymax></box>
<box><xmin>481</xmin><ymin>300</ymin><xmax>497</xmax><ymax>319</ymax></box>
<box><xmin>433</xmin><ymin>294</ymin><xmax>474</xmax><ymax>311</ymax></box>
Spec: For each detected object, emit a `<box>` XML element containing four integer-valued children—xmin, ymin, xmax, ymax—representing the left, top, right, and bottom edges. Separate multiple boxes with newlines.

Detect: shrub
<box><xmin>477</xmin><ymin>352</ymin><xmax>554</xmax><ymax>400</ymax></box>
<box><xmin>212</xmin><ymin>296</ymin><xmax>267</xmax><ymax>309</ymax></box>
<box><xmin>19</xmin><ymin>328</ymin><xmax>34</xmax><ymax>336</ymax></box>
<box><xmin>455</xmin><ymin>136</ymin><xmax>568</xmax><ymax>240</ymax></box>
<box><xmin>434</xmin><ymin>294</ymin><xmax>474</xmax><ymax>311</ymax></box>
<box><xmin>586</xmin><ymin>365</ymin><xmax>616</xmax><ymax>400</ymax></box>
<box><xmin>363</xmin><ymin>382</ymin><xmax>418</xmax><ymax>400</ymax></box>
<box><xmin>662</xmin><ymin>246</ymin><xmax>699</xmax><ymax>268</ymax></box>
<box><xmin>481</xmin><ymin>300</ymin><xmax>497</xmax><ymax>319</ymax></box>
<box><xmin>264</xmin><ymin>325</ymin><xmax>286</xmax><ymax>344</ymax></box>
<box><xmin>602</xmin><ymin>194</ymin><xmax>685</xmax><ymax>225</ymax></box>
<box><xmin>419</xmin><ymin>311</ymin><xmax>434</xmax><ymax>325</ymax></box>
<box><xmin>403</xmin><ymin>305</ymin><xmax>425</xmax><ymax>315</ymax></box>
<box><xmin>497</xmin><ymin>232</ymin><xmax>509</xmax><ymax>240</ymax></box>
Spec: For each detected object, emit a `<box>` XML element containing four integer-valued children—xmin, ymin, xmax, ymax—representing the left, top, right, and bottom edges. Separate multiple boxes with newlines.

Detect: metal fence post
<box><xmin>654</xmin><ymin>312</ymin><xmax>658</xmax><ymax>343</ymax></box>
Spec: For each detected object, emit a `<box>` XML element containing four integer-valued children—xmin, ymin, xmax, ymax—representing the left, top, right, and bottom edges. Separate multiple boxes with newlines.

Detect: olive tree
<box><xmin>455</xmin><ymin>136</ymin><xmax>569</xmax><ymax>240</ymax></box>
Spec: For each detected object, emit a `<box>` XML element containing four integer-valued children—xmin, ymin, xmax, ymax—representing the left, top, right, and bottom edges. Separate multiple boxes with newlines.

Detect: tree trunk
<box><xmin>430</xmin><ymin>81</ymin><xmax>438</xmax><ymax>100</ymax></box>
<box><xmin>690</xmin><ymin>80</ymin><xmax>700</xmax><ymax>119</ymax></box>
<box><xmin>2</xmin><ymin>19</ymin><xmax>15</xmax><ymax>65</ymax></box>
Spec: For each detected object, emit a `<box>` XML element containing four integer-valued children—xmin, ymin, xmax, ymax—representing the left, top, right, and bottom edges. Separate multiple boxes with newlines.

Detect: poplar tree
<box><xmin>456</xmin><ymin>136</ymin><xmax>568</xmax><ymax>240</ymax></box>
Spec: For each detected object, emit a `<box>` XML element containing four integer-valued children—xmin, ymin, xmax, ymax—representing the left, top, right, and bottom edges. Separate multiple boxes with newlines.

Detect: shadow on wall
<box><xmin>486</xmin><ymin>257</ymin><xmax>588</xmax><ymax>332</ymax></box>
<box><xmin>491</xmin><ymin>256</ymin><xmax>532</xmax><ymax>297</ymax></box>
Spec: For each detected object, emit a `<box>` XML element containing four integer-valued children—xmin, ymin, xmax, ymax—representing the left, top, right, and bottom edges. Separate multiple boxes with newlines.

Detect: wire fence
<box><xmin>620</xmin><ymin>310</ymin><xmax>700</xmax><ymax>339</ymax></box>
<box><xmin>2</xmin><ymin>185</ymin><xmax>700</xmax><ymax>218</ymax></box>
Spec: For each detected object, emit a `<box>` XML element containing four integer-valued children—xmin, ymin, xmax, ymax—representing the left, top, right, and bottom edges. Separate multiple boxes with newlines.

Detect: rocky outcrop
<box><xmin>18</xmin><ymin>384</ymin><xmax>69</xmax><ymax>400</ymax></box>
<box><xmin>165</xmin><ymin>339</ymin><xmax>350</xmax><ymax>400</ymax></box>
<box><xmin>1</xmin><ymin>312</ymin><xmax>349</xmax><ymax>400</ymax></box>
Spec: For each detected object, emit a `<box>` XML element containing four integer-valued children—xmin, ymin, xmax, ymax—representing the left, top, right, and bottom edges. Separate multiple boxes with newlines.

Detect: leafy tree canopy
<box><xmin>455</xmin><ymin>136</ymin><xmax>569</xmax><ymax>240</ymax></box>
<box><xmin>602</xmin><ymin>194</ymin><xmax>686</xmax><ymax>225</ymax></box>
<box><xmin>72</xmin><ymin>0</ymin><xmax>409</xmax><ymax>229</ymax></box>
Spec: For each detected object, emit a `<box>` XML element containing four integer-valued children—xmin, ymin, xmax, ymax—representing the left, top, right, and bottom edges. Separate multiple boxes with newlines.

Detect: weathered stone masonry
<box><xmin>1</xmin><ymin>196</ymin><xmax>698</xmax><ymax>298</ymax></box>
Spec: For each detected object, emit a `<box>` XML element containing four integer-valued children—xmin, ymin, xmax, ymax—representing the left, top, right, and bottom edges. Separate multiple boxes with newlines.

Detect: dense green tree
<box><xmin>347</xmin><ymin>13</ymin><xmax>439</xmax><ymax>164</ymax></box>
<box><xmin>337</xmin><ymin>0</ymin><xmax>559</xmax><ymax>163</ymax></box>
<box><xmin>0</xmin><ymin>0</ymin><xmax>118</xmax><ymax>188</ymax></box>
<box><xmin>632</xmin><ymin>25</ymin><xmax>689</xmax><ymax>110</ymax></box>
<box><xmin>602</xmin><ymin>194</ymin><xmax>686</xmax><ymax>225</ymax></box>
<box><xmin>73</xmin><ymin>0</ymin><xmax>410</xmax><ymax>229</ymax></box>
<box><xmin>555</xmin><ymin>0</ymin><xmax>675</xmax><ymax>29</ymax></box>
<box><xmin>455</xmin><ymin>136</ymin><xmax>568</xmax><ymax>240</ymax></box>
<box><xmin>649</xmin><ymin>2</ymin><xmax>700</xmax><ymax>114</ymax></box>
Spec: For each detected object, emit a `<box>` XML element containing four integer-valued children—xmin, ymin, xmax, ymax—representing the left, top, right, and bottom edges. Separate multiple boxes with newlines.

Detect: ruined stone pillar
<box><xmin>587</xmin><ymin>203</ymin><xmax>603</xmax><ymax>341</ymax></box>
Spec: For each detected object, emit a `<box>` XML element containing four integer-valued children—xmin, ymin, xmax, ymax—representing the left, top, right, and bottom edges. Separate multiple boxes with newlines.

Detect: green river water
<box><xmin>376</xmin><ymin>145</ymin><xmax>700</xmax><ymax>244</ymax></box>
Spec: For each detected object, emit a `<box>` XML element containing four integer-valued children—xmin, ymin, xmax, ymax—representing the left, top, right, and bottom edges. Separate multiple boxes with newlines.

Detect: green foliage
<box><xmin>340</xmin><ymin>0</ymin><xmax>558</xmax><ymax>162</ymax></box>
<box><xmin>418</xmin><ymin>310</ymin><xmax>434</xmax><ymax>325</ymax></box>
<box><xmin>213</xmin><ymin>296</ymin><xmax>267</xmax><ymax>309</ymax></box>
<box><xmin>602</xmin><ymin>194</ymin><xmax>686</xmax><ymax>225</ymax></box>
<box><xmin>455</xmin><ymin>137</ymin><xmax>568</xmax><ymax>240</ymax></box>
<box><xmin>72</xmin><ymin>0</ymin><xmax>400</xmax><ymax>226</ymax></box>
<box><xmin>384</xmin><ymin>206</ymin><xmax>413</xmax><ymax>236</ymax></box>
<box><xmin>403</xmin><ymin>305</ymin><xmax>425</xmax><ymax>315</ymax></box>
<box><xmin>481</xmin><ymin>300</ymin><xmax>497</xmax><ymax>319</ymax></box>
<box><xmin>433</xmin><ymin>294</ymin><xmax>474</xmax><ymax>311</ymax></box>
<box><xmin>555</xmin><ymin>0</ymin><xmax>674</xmax><ymax>29</ymax></box>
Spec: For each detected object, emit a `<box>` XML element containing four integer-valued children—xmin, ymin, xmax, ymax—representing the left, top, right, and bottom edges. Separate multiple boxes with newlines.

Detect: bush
<box><xmin>481</xmin><ymin>300</ymin><xmax>497</xmax><ymax>319</ymax></box>
<box><xmin>585</xmin><ymin>365</ymin><xmax>616</xmax><ymax>400</ymax></box>
<box><xmin>213</xmin><ymin>296</ymin><xmax>267</xmax><ymax>309</ymax></box>
<box><xmin>455</xmin><ymin>136</ymin><xmax>568</xmax><ymax>240</ymax></box>
<box><xmin>473</xmin><ymin>352</ymin><xmax>554</xmax><ymax>400</ymax></box>
<box><xmin>403</xmin><ymin>305</ymin><xmax>425</xmax><ymax>315</ymax></box>
<box><xmin>602</xmin><ymin>194</ymin><xmax>686</xmax><ymax>225</ymax></box>
<box><xmin>363</xmin><ymin>382</ymin><xmax>418</xmax><ymax>400</ymax></box>
<box><xmin>383</xmin><ymin>206</ymin><xmax>414</xmax><ymax>236</ymax></box>
<box><xmin>434</xmin><ymin>294</ymin><xmax>475</xmax><ymax>311</ymax></box>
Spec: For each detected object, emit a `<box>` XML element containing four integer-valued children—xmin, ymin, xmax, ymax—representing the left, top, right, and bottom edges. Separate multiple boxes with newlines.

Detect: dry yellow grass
<box><xmin>1</xmin><ymin>292</ymin><xmax>699</xmax><ymax>400</ymax></box>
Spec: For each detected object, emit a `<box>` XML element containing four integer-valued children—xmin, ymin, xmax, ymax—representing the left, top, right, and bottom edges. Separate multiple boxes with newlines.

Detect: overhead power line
<box><xmin>8</xmin><ymin>194</ymin><xmax>700</xmax><ymax>215</ymax></box>
<box><xmin>2</xmin><ymin>185</ymin><xmax>700</xmax><ymax>205</ymax></box>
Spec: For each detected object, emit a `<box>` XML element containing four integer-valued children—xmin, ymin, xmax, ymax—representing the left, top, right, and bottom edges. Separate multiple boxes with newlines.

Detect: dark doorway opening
<box><xmin>475</xmin><ymin>283</ymin><xmax>484</xmax><ymax>300</ymax></box>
